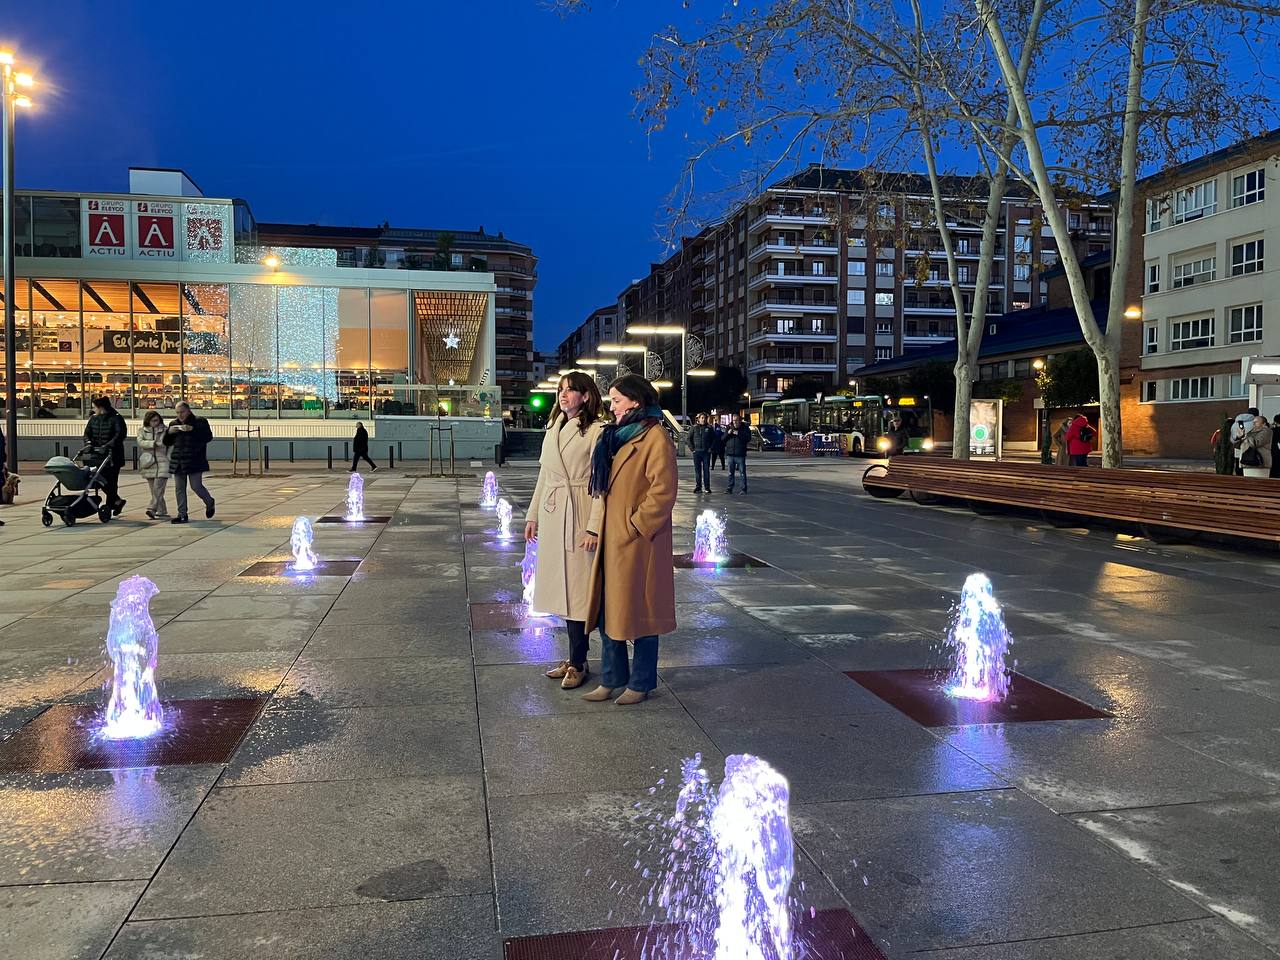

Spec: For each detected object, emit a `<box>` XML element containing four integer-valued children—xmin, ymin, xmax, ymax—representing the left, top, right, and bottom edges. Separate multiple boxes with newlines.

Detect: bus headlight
<box><xmin>922</xmin><ymin>438</ymin><xmax>935</xmax><ymax>451</ymax></box>
<box><xmin>876</xmin><ymin>437</ymin><xmax>891</xmax><ymax>452</ymax></box>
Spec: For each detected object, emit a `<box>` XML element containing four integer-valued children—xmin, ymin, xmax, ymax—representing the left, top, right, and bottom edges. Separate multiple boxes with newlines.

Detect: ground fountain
<box><xmin>691</xmin><ymin>509</ymin><xmax>729</xmax><ymax>566</ymax></box>
<box><xmin>520</xmin><ymin>537</ymin><xmax>547</xmax><ymax>616</ymax></box>
<box><xmin>481</xmin><ymin>470</ymin><xmax>499</xmax><ymax>508</ymax></box>
<box><xmin>290</xmin><ymin>516</ymin><xmax>319</xmax><ymax>573</ymax></box>
<box><xmin>943</xmin><ymin>572</ymin><xmax>1013</xmax><ymax>702</ymax></box>
<box><xmin>345</xmin><ymin>472</ymin><xmax>365</xmax><ymax>521</ymax></box>
<box><xmin>497</xmin><ymin>498</ymin><xmax>513</xmax><ymax>540</ymax></box>
<box><xmin>101</xmin><ymin>576</ymin><xmax>164</xmax><ymax>740</ymax></box>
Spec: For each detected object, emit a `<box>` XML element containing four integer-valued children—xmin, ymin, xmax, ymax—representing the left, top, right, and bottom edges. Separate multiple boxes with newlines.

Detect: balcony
<box><xmin>748</xmin><ymin>322</ymin><xmax>839</xmax><ymax>345</ymax></box>
<box><xmin>496</xmin><ymin>305</ymin><xmax>529</xmax><ymax>318</ymax></box>
<box><xmin>702</xmin><ymin>271</ymin><xmax>716</xmax><ymax>289</ymax></box>
<box><xmin>747</xmin><ymin>239</ymin><xmax>838</xmax><ymax>262</ymax></box>
<box><xmin>496</xmin><ymin>285</ymin><xmax>530</xmax><ymax>297</ymax></box>
<box><xmin>747</xmin><ymin>354</ymin><xmax>839</xmax><ymax>374</ymax></box>
<box><xmin>747</xmin><ymin>298</ymin><xmax>839</xmax><ymax>319</ymax></box>
<box><xmin>748</xmin><ymin>268</ymin><xmax>839</xmax><ymax>290</ymax></box>
<box><xmin>490</xmin><ymin>263</ymin><xmax>536</xmax><ymax>278</ymax></box>
<box><xmin>748</xmin><ymin>208</ymin><xmax>832</xmax><ymax>232</ymax></box>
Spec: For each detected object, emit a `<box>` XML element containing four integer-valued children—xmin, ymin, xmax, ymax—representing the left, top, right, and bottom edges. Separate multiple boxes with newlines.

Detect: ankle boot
<box><xmin>581</xmin><ymin>685</ymin><xmax>616</xmax><ymax>702</ymax></box>
<box><xmin>614</xmin><ymin>689</ymin><xmax>648</xmax><ymax>706</ymax></box>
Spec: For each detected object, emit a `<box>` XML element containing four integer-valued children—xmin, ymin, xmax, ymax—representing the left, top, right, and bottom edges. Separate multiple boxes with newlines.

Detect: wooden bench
<box><xmin>862</xmin><ymin>456</ymin><xmax>1280</xmax><ymax>544</ymax></box>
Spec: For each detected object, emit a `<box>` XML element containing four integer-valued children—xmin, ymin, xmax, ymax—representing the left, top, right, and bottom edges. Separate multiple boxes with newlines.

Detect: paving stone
<box><xmin>0</xmin><ymin>880</ymin><xmax>144</xmax><ymax>960</ymax></box>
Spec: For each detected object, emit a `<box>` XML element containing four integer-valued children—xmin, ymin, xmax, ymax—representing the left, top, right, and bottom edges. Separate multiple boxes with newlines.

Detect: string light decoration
<box><xmin>414</xmin><ymin>291</ymin><xmax>487</xmax><ymax>383</ymax></box>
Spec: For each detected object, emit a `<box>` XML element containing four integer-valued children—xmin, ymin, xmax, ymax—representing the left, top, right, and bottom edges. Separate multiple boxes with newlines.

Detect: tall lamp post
<box><xmin>1</xmin><ymin>50</ymin><xmax>35</xmax><ymax>474</ymax></box>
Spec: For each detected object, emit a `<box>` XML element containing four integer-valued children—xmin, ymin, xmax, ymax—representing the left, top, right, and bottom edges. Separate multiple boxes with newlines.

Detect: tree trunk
<box><xmin>1095</xmin><ymin>347</ymin><xmax>1123</xmax><ymax>468</ymax></box>
<box><xmin>953</xmin><ymin>360</ymin><xmax>973</xmax><ymax>456</ymax></box>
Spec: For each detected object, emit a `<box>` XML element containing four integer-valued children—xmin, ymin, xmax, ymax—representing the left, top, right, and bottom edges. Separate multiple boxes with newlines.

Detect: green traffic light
<box><xmin>530</xmin><ymin>395</ymin><xmax>545</xmax><ymax>409</ymax></box>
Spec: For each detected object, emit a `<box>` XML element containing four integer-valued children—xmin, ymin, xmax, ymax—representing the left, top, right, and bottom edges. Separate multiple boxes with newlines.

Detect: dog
<box><xmin>0</xmin><ymin>472</ymin><xmax>18</xmax><ymax>505</ymax></box>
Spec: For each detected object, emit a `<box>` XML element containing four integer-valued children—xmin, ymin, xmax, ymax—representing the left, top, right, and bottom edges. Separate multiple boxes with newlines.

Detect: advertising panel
<box><xmin>133</xmin><ymin>201</ymin><xmax>178</xmax><ymax>259</ymax></box>
<box><xmin>182</xmin><ymin>203</ymin><xmax>231</xmax><ymax>263</ymax></box>
<box><xmin>82</xmin><ymin>198</ymin><xmax>131</xmax><ymax>258</ymax></box>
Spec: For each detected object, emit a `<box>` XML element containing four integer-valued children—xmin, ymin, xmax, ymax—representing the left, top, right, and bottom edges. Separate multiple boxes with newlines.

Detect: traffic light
<box><xmin>529</xmin><ymin>394</ymin><xmax>546</xmax><ymax>410</ymax></box>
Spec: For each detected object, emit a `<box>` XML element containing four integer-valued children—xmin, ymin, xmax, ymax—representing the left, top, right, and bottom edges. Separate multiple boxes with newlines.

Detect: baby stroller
<box><xmin>41</xmin><ymin>445</ymin><xmax>115</xmax><ymax>527</ymax></box>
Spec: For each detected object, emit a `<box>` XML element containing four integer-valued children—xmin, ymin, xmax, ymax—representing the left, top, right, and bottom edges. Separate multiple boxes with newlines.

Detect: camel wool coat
<box><xmin>526</xmin><ymin>417</ymin><xmax>606</xmax><ymax>621</ymax></box>
<box><xmin>584</xmin><ymin>422</ymin><xmax>678</xmax><ymax>642</ymax></box>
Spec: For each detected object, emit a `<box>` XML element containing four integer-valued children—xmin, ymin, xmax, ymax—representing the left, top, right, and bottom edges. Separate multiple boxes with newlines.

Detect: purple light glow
<box><xmin>520</xmin><ymin>538</ymin><xmax>547</xmax><ymax>617</ymax></box>
<box><xmin>481</xmin><ymin>471</ymin><xmax>499</xmax><ymax>508</ymax></box>
<box><xmin>345</xmin><ymin>472</ymin><xmax>365</xmax><ymax>521</ymax></box>
<box><xmin>101</xmin><ymin>576</ymin><xmax>164</xmax><ymax>740</ymax></box>
<box><xmin>290</xmin><ymin>517</ymin><xmax>318</xmax><ymax>572</ymax></box>
<box><xmin>944</xmin><ymin>573</ymin><xmax>1013</xmax><ymax>702</ymax></box>
<box><xmin>497</xmin><ymin>498</ymin><xmax>513</xmax><ymax>540</ymax></box>
<box><xmin>692</xmin><ymin>509</ymin><xmax>728</xmax><ymax>565</ymax></box>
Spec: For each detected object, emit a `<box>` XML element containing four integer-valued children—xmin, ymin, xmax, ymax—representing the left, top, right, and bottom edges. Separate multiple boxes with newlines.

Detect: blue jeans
<box><xmin>726</xmin><ymin>456</ymin><xmax>747</xmax><ymax>491</ymax></box>
<box><xmin>599</xmin><ymin>618</ymin><xmax>659</xmax><ymax>693</ymax></box>
<box><xmin>1069</xmin><ymin>453</ymin><xmax>1088</xmax><ymax>467</ymax></box>
<box><xmin>692</xmin><ymin>451</ymin><xmax>711</xmax><ymax>490</ymax></box>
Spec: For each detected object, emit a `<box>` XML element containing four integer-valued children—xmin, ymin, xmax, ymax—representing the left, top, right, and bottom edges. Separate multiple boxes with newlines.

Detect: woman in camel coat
<box><xmin>525</xmin><ymin>372</ymin><xmax>605</xmax><ymax>689</ymax></box>
<box><xmin>581</xmin><ymin>374</ymin><xmax>677</xmax><ymax>706</ymax></box>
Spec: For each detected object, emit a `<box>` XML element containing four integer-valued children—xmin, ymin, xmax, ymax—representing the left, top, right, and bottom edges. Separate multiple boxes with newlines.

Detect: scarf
<box><xmin>589</xmin><ymin>405</ymin><xmax>664</xmax><ymax>496</ymax></box>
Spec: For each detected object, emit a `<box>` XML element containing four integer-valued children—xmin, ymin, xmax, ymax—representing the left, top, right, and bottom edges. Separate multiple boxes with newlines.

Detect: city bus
<box><xmin>758</xmin><ymin>395</ymin><xmax>934</xmax><ymax>455</ymax></box>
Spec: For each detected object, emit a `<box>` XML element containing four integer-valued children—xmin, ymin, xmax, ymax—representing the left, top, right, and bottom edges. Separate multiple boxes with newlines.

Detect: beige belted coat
<box><xmin>526</xmin><ymin>417</ymin><xmax>606</xmax><ymax>621</ymax></box>
<box><xmin>584</xmin><ymin>422</ymin><xmax>678</xmax><ymax>642</ymax></box>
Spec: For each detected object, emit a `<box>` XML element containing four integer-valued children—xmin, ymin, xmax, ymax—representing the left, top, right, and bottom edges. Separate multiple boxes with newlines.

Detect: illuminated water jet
<box><xmin>290</xmin><ymin>517</ymin><xmax>318</xmax><ymax>572</ymax></box>
<box><xmin>692</xmin><ymin>509</ymin><xmax>729</xmax><ymax>565</ymax></box>
<box><xmin>481</xmin><ymin>470</ymin><xmax>499</xmax><ymax>508</ymax></box>
<box><xmin>520</xmin><ymin>538</ymin><xmax>546</xmax><ymax>616</ymax></box>
<box><xmin>345</xmin><ymin>472</ymin><xmax>365</xmax><ymax>521</ymax></box>
<box><xmin>101</xmin><ymin>576</ymin><xmax>164</xmax><ymax>740</ymax></box>
<box><xmin>497</xmin><ymin>498</ymin><xmax>513</xmax><ymax>540</ymax></box>
<box><xmin>944</xmin><ymin>573</ymin><xmax>1012</xmax><ymax>702</ymax></box>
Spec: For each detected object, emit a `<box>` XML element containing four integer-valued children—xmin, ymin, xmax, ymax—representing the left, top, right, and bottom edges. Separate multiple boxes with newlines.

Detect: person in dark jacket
<box><xmin>84</xmin><ymin>396</ymin><xmax>128</xmax><ymax>515</ymax></box>
<box><xmin>724</xmin><ymin>414</ymin><xmax>751</xmax><ymax>494</ymax></box>
<box><xmin>884</xmin><ymin>415</ymin><xmax>910</xmax><ymax>457</ymax></box>
<box><xmin>351</xmin><ymin>421</ymin><xmax>377</xmax><ymax>472</ymax></box>
<box><xmin>711</xmin><ymin>422</ymin><xmax>727</xmax><ymax>470</ymax></box>
<box><xmin>688</xmin><ymin>413</ymin><xmax>713</xmax><ymax>493</ymax></box>
<box><xmin>163</xmin><ymin>401</ymin><xmax>215</xmax><ymax>524</ymax></box>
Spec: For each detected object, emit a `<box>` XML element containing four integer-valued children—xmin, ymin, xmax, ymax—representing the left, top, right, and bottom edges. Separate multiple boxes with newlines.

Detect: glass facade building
<box><xmin>1</xmin><ymin>184</ymin><xmax>497</xmax><ymax>424</ymax></box>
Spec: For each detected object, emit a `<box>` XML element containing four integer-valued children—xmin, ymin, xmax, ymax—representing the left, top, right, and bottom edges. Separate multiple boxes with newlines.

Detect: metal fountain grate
<box><xmin>0</xmin><ymin>698</ymin><xmax>268</xmax><ymax>773</ymax></box>
<box><xmin>238</xmin><ymin>559</ymin><xmax>362</xmax><ymax>577</ymax></box>
<box><xmin>673</xmin><ymin>552</ymin><xmax>771</xmax><ymax>569</ymax></box>
<box><xmin>316</xmin><ymin>515</ymin><xmax>392</xmax><ymax>524</ymax></box>
<box><xmin>503</xmin><ymin>908</ymin><xmax>886</xmax><ymax>959</ymax></box>
<box><xmin>846</xmin><ymin>669</ymin><xmax>1113</xmax><ymax>727</ymax></box>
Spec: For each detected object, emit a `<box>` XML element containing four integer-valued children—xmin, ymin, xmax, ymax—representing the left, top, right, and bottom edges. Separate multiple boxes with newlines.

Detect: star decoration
<box><xmin>443</xmin><ymin>332</ymin><xmax>461</xmax><ymax>350</ymax></box>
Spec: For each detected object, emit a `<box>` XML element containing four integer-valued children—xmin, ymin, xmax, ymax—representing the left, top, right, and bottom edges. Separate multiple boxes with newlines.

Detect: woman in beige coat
<box><xmin>524</xmin><ymin>372</ymin><xmax>606</xmax><ymax>689</ymax></box>
<box><xmin>581</xmin><ymin>374</ymin><xmax>677</xmax><ymax>706</ymax></box>
<box><xmin>137</xmin><ymin>410</ymin><xmax>171</xmax><ymax>520</ymax></box>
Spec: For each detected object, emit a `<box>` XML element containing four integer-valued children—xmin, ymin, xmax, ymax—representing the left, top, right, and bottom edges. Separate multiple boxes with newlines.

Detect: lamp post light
<box><xmin>2</xmin><ymin>50</ymin><xmax>35</xmax><ymax>473</ymax></box>
<box><xmin>627</xmin><ymin>324</ymin><xmax>692</xmax><ymax>450</ymax></box>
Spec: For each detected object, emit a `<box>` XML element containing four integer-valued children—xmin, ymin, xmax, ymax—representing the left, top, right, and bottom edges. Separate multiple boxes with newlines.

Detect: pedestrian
<box><xmin>351</xmin><ymin>421</ymin><xmax>377</xmax><ymax>472</ymax></box>
<box><xmin>884</xmin><ymin>414</ymin><xmax>910</xmax><ymax>457</ymax></box>
<box><xmin>83</xmin><ymin>395</ymin><xmax>128</xmax><ymax>515</ymax></box>
<box><xmin>1238</xmin><ymin>414</ymin><xmax>1272</xmax><ymax>478</ymax></box>
<box><xmin>581</xmin><ymin>374</ymin><xmax>677</xmax><ymax>706</ymax></box>
<box><xmin>137</xmin><ymin>410</ymin><xmax>171</xmax><ymax>520</ymax></box>
<box><xmin>1271</xmin><ymin>415</ymin><xmax>1280</xmax><ymax>479</ymax></box>
<box><xmin>1212</xmin><ymin>415</ymin><xmax>1236</xmax><ymax>475</ymax></box>
<box><xmin>689</xmin><ymin>412</ymin><xmax>714</xmax><ymax>493</ymax></box>
<box><xmin>1230</xmin><ymin>407</ymin><xmax>1261</xmax><ymax>475</ymax></box>
<box><xmin>1052</xmin><ymin>415</ymin><xmax>1072</xmax><ymax>466</ymax></box>
<box><xmin>1062</xmin><ymin>412</ymin><xmax>1095</xmax><ymax>467</ymax></box>
<box><xmin>525</xmin><ymin>371</ymin><xmax>605</xmax><ymax>690</ymax></box>
<box><xmin>164</xmin><ymin>400</ymin><xmax>215</xmax><ymax>524</ymax></box>
<box><xmin>0</xmin><ymin>421</ymin><xmax>8</xmax><ymax>524</ymax></box>
<box><xmin>724</xmin><ymin>413</ymin><xmax>751</xmax><ymax>494</ymax></box>
<box><xmin>711</xmin><ymin>421</ymin><xmax>727</xmax><ymax>470</ymax></box>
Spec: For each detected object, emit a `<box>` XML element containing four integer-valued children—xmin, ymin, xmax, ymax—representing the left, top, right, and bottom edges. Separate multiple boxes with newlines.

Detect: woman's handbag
<box><xmin>1241</xmin><ymin>445</ymin><xmax>1263</xmax><ymax>468</ymax></box>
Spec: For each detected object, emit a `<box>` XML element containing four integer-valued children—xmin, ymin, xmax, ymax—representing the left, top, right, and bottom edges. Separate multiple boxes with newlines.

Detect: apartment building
<box><xmin>579</xmin><ymin>166</ymin><xmax>1109</xmax><ymax>403</ymax></box>
<box><xmin>556</xmin><ymin>304</ymin><xmax>618</xmax><ymax>368</ymax></box>
<box><xmin>1119</xmin><ymin>128</ymin><xmax>1279</xmax><ymax>457</ymax></box>
<box><xmin>256</xmin><ymin>222</ymin><xmax>537</xmax><ymax>416</ymax></box>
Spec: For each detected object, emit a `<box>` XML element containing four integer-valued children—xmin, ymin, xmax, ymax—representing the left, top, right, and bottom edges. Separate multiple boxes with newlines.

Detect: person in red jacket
<box><xmin>1062</xmin><ymin>413</ymin><xmax>1095</xmax><ymax>467</ymax></box>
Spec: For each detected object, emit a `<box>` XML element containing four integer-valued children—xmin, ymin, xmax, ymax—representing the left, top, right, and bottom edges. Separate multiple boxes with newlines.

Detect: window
<box><xmin>1173</xmin><ymin>179</ymin><xmax>1217</xmax><ymax>223</ymax></box>
<box><xmin>847</xmin><ymin>316</ymin><xmax>865</xmax><ymax>333</ymax></box>
<box><xmin>1144</xmin><ymin>323</ymin><xmax>1159</xmax><ymax>355</ymax></box>
<box><xmin>811</xmin><ymin>261</ymin><xmax>826</xmax><ymax>276</ymax></box>
<box><xmin>1142</xmin><ymin>381</ymin><xmax>1157</xmax><ymax>402</ymax></box>
<box><xmin>957</xmin><ymin>265</ymin><xmax>972</xmax><ymax>283</ymax></box>
<box><xmin>875</xmin><ymin>261</ymin><xmax>894</xmax><ymax>277</ymax></box>
<box><xmin>1170</xmin><ymin>376</ymin><xmax>1213</xmax><ymax>400</ymax></box>
<box><xmin>847</xmin><ymin>289</ymin><xmax>865</xmax><ymax>305</ymax></box>
<box><xmin>877</xmin><ymin>203</ymin><xmax>894</xmax><ymax>219</ymax></box>
<box><xmin>1146</xmin><ymin>198</ymin><xmax>1164</xmax><ymax>232</ymax></box>
<box><xmin>1169</xmin><ymin>315</ymin><xmax>1213</xmax><ymax>351</ymax></box>
<box><xmin>848</xmin><ymin>260</ymin><xmax>866</xmax><ymax>276</ymax></box>
<box><xmin>1013</xmin><ymin>264</ymin><xmax>1031</xmax><ymax>281</ymax></box>
<box><xmin>874</xmin><ymin>292</ymin><xmax>894</xmax><ymax>306</ymax></box>
<box><xmin>1013</xmin><ymin>235</ymin><xmax>1032</xmax><ymax>254</ymax></box>
<box><xmin>875</xmin><ymin>321</ymin><xmax>893</xmax><ymax>333</ymax></box>
<box><xmin>1145</xmin><ymin>262</ymin><xmax>1160</xmax><ymax>294</ymax></box>
<box><xmin>1068</xmin><ymin>213</ymin><xmax>1081</xmax><ymax>230</ymax></box>
<box><xmin>955</xmin><ymin>239</ymin><xmax>971</xmax><ymax>254</ymax></box>
<box><xmin>1014</xmin><ymin>358</ymin><xmax>1032</xmax><ymax>378</ymax></box>
<box><xmin>1172</xmin><ymin>256</ymin><xmax>1215</xmax><ymax>288</ymax></box>
<box><xmin>1230</xmin><ymin>238</ymin><xmax>1263</xmax><ymax>276</ymax></box>
<box><xmin>875</xmin><ymin>346</ymin><xmax>892</xmax><ymax>360</ymax></box>
<box><xmin>1229</xmin><ymin>303</ymin><xmax>1263</xmax><ymax>343</ymax></box>
<box><xmin>848</xmin><ymin>232</ymin><xmax>866</xmax><ymax>247</ymax></box>
<box><xmin>1232</xmin><ymin>168</ymin><xmax>1265</xmax><ymax>207</ymax></box>
<box><xmin>1229</xmin><ymin>373</ymin><xmax>1247</xmax><ymax>397</ymax></box>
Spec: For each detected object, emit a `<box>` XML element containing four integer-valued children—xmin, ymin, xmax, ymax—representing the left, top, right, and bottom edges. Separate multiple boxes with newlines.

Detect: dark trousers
<box><xmin>692</xmin><ymin>451</ymin><xmax>711</xmax><ymax>490</ymax></box>
<box><xmin>712</xmin><ymin>448</ymin><xmax>726</xmax><ymax>469</ymax></box>
<box><xmin>1068</xmin><ymin>453</ymin><xmax>1088</xmax><ymax>467</ymax></box>
<box><xmin>565</xmin><ymin>619</ymin><xmax>589</xmax><ymax>671</ymax></box>
<box><xmin>97</xmin><ymin>460</ymin><xmax>123</xmax><ymax>507</ymax></box>
<box><xmin>351</xmin><ymin>451</ymin><xmax>376</xmax><ymax>470</ymax></box>
<box><xmin>726</xmin><ymin>455</ymin><xmax>748</xmax><ymax>491</ymax></box>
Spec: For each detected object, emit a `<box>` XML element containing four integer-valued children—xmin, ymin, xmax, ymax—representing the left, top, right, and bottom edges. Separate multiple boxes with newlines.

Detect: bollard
<box><xmin>54</xmin><ymin>440</ymin><xmax>60</xmax><ymax>459</ymax></box>
<box><xmin>264</xmin><ymin>447</ymin><xmax>271</xmax><ymax>471</ymax></box>
<box><xmin>132</xmin><ymin>446</ymin><xmax>139</xmax><ymax>470</ymax></box>
<box><xmin>289</xmin><ymin>441</ymin><xmax>294</xmax><ymax>463</ymax></box>
<box><xmin>327</xmin><ymin>445</ymin><xmax>333</xmax><ymax>470</ymax></box>
<box><xmin>495</xmin><ymin>443</ymin><xmax>504</xmax><ymax>467</ymax></box>
<box><xmin>389</xmin><ymin>446</ymin><xmax>395</xmax><ymax>469</ymax></box>
<box><xmin>344</xmin><ymin>441</ymin><xmax>349</xmax><ymax>461</ymax></box>
<box><xmin>398</xmin><ymin>440</ymin><xmax>403</xmax><ymax>463</ymax></box>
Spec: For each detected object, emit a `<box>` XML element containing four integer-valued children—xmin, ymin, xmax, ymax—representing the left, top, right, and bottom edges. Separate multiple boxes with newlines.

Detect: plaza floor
<box><xmin>1</xmin><ymin>458</ymin><xmax>1279</xmax><ymax>959</ymax></box>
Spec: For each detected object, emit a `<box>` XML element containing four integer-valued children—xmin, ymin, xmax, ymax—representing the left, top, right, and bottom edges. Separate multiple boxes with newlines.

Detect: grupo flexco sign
<box><xmin>81</xmin><ymin>197</ymin><xmax>231</xmax><ymax>263</ymax></box>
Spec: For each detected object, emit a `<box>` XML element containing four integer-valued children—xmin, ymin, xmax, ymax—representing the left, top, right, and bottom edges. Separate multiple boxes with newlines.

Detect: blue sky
<box><xmin>4</xmin><ymin>1</ymin><xmax>714</xmax><ymax>350</ymax></box>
